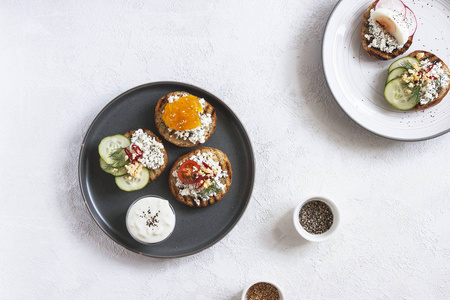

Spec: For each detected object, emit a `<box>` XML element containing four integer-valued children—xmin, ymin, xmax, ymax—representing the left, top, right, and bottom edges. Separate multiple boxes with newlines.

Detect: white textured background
<box><xmin>1</xmin><ymin>0</ymin><xmax>450</xmax><ymax>299</ymax></box>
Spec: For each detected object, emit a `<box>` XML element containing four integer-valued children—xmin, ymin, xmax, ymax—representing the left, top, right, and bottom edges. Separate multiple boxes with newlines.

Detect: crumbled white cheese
<box><xmin>418</xmin><ymin>59</ymin><xmax>450</xmax><ymax>105</ymax></box>
<box><xmin>164</xmin><ymin>96</ymin><xmax>212</xmax><ymax>144</ymax></box>
<box><xmin>130</xmin><ymin>129</ymin><xmax>165</xmax><ymax>170</ymax></box>
<box><xmin>167</xmin><ymin>93</ymin><xmax>188</xmax><ymax>103</ymax></box>
<box><xmin>365</xmin><ymin>9</ymin><xmax>404</xmax><ymax>53</ymax></box>
<box><xmin>172</xmin><ymin>112</ymin><xmax>212</xmax><ymax>144</ymax></box>
<box><xmin>173</xmin><ymin>151</ymin><xmax>228</xmax><ymax>206</ymax></box>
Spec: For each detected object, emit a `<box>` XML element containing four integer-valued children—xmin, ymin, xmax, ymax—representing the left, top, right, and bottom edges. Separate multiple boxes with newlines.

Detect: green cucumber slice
<box><xmin>99</xmin><ymin>158</ymin><xmax>127</xmax><ymax>176</ymax></box>
<box><xmin>98</xmin><ymin>135</ymin><xmax>130</xmax><ymax>167</ymax></box>
<box><xmin>386</xmin><ymin>67</ymin><xmax>407</xmax><ymax>84</ymax></box>
<box><xmin>115</xmin><ymin>168</ymin><xmax>150</xmax><ymax>191</ymax></box>
<box><xmin>388</xmin><ymin>57</ymin><xmax>420</xmax><ymax>73</ymax></box>
<box><xmin>384</xmin><ymin>78</ymin><xmax>419</xmax><ymax>111</ymax></box>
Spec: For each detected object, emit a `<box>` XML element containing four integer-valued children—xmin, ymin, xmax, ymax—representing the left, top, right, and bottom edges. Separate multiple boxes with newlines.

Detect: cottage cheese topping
<box><xmin>172</xmin><ymin>151</ymin><xmax>228</xmax><ymax>206</ymax></box>
<box><xmin>167</xmin><ymin>93</ymin><xmax>188</xmax><ymax>103</ymax></box>
<box><xmin>130</xmin><ymin>129</ymin><xmax>165</xmax><ymax>170</ymax></box>
<box><xmin>418</xmin><ymin>60</ymin><xmax>450</xmax><ymax>105</ymax></box>
<box><xmin>166</xmin><ymin>95</ymin><xmax>212</xmax><ymax>144</ymax></box>
<box><xmin>126</xmin><ymin>196</ymin><xmax>175</xmax><ymax>244</ymax></box>
<box><xmin>401</xmin><ymin>58</ymin><xmax>450</xmax><ymax>106</ymax></box>
<box><xmin>365</xmin><ymin>9</ymin><xmax>404</xmax><ymax>53</ymax></box>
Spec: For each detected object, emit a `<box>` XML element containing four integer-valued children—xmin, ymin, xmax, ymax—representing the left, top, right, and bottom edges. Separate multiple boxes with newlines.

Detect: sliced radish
<box><xmin>375</xmin><ymin>0</ymin><xmax>406</xmax><ymax>17</ymax></box>
<box><xmin>404</xmin><ymin>6</ymin><xmax>417</xmax><ymax>37</ymax></box>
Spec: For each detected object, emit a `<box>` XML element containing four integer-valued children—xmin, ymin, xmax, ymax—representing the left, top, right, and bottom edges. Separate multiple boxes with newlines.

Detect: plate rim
<box><xmin>322</xmin><ymin>0</ymin><xmax>450</xmax><ymax>142</ymax></box>
<box><xmin>78</xmin><ymin>81</ymin><xmax>255</xmax><ymax>258</ymax></box>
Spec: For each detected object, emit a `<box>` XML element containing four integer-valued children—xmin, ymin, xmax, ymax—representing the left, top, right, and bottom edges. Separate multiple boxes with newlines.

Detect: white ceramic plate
<box><xmin>323</xmin><ymin>0</ymin><xmax>450</xmax><ymax>141</ymax></box>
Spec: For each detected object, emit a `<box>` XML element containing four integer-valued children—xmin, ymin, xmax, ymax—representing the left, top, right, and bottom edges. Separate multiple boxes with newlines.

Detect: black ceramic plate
<box><xmin>78</xmin><ymin>82</ymin><xmax>255</xmax><ymax>258</ymax></box>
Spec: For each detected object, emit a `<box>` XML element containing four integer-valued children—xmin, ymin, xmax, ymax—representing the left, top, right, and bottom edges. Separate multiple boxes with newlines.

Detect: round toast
<box><xmin>155</xmin><ymin>91</ymin><xmax>217</xmax><ymax>147</ymax></box>
<box><xmin>408</xmin><ymin>51</ymin><xmax>450</xmax><ymax>110</ymax></box>
<box><xmin>169</xmin><ymin>147</ymin><xmax>232</xmax><ymax>208</ymax></box>
<box><xmin>124</xmin><ymin>129</ymin><xmax>168</xmax><ymax>183</ymax></box>
<box><xmin>361</xmin><ymin>1</ymin><xmax>414</xmax><ymax>60</ymax></box>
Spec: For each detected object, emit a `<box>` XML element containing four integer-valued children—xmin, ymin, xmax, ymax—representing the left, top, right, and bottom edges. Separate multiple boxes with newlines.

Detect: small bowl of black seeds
<box><xmin>293</xmin><ymin>196</ymin><xmax>340</xmax><ymax>242</ymax></box>
<box><xmin>241</xmin><ymin>281</ymin><xmax>284</xmax><ymax>300</ymax></box>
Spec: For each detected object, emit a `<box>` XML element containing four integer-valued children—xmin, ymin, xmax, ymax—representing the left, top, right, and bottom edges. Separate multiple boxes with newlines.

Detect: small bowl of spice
<box><xmin>242</xmin><ymin>281</ymin><xmax>284</xmax><ymax>300</ymax></box>
<box><xmin>293</xmin><ymin>196</ymin><xmax>340</xmax><ymax>242</ymax></box>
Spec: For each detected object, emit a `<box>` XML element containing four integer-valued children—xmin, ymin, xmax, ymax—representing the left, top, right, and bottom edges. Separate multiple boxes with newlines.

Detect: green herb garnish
<box><xmin>400</xmin><ymin>61</ymin><xmax>415</xmax><ymax>71</ymax></box>
<box><xmin>436</xmin><ymin>76</ymin><xmax>443</xmax><ymax>92</ymax></box>
<box><xmin>198</xmin><ymin>179</ymin><xmax>222</xmax><ymax>199</ymax></box>
<box><xmin>408</xmin><ymin>84</ymin><xmax>421</xmax><ymax>106</ymax></box>
<box><xmin>102</xmin><ymin>163</ymin><xmax>117</xmax><ymax>173</ymax></box>
<box><xmin>108</xmin><ymin>147</ymin><xmax>128</xmax><ymax>168</ymax></box>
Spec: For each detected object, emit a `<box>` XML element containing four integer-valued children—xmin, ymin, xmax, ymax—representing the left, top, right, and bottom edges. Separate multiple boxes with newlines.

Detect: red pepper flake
<box><xmin>124</xmin><ymin>148</ymin><xmax>133</xmax><ymax>162</ymax></box>
<box><xmin>202</xmin><ymin>162</ymin><xmax>211</xmax><ymax>169</ymax></box>
<box><xmin>131</xmin><ymin>145</ymin><xmax>143</xmax><ymax>160</ymax></box>
<box><xmin>124</xmin><ymin>145</ymin><xmax>144</xmax><ymax>163</ymax></box>
<box><xmin>132</xmin><ymin>144</ymin><xmax>142</xmax><ymax>155</ymax></box>
<box><xmin>418</xmin><ymin>70</ymin><xmax>423</xmax><ymax>79</ymax></box>
<box><xmin>425</xmin><ymin>64</ymin><xmax>434</xmax><ymax>73</ymax></box>
<box><xmin>195</xmin><ymin>176</ymin><xmax>205</xmax><ymax>189</ymax></box>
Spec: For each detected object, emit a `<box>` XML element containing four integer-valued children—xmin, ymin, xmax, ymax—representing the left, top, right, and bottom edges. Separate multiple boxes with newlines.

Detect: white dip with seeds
<box><xmin>126</xmin><ymin>196</ymin><xmax>176</xmax><ymax>244</ymax></box>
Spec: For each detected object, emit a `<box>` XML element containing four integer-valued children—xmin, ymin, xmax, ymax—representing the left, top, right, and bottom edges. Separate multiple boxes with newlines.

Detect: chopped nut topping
<box><xmin>125</xmin><ymin>162</ymin><xmax>143</xmax><ymax>178</ymax></box>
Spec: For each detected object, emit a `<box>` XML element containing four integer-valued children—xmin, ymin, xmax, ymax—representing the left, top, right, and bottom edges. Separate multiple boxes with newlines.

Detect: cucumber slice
<box><xmin>98</xmin><ymin>135</ymin><xmax>130</xmax><ymax>167</ymax></box>
<box><xmin>388</xmin><ymin>57</ymin><xmax>420</xmax><ymax>73</ymax></box>
<box><xmin>115</xmin><ymin>168</ymin><xmax>150</xmax><ymax>191</ymax></box>
<box><xmin>99</xmin><ymin>158</ymin><xmax>127</xmax><ymax>176</ymax></box>
<box><xmin>384</xmin><ymin>78</ymin><xmax>419</xmax><ymax>111</ymax></box>
<box><xmin>386</xmin><ymin>67</ymin><xmax>407</xmax><ymax>84</ymax></box>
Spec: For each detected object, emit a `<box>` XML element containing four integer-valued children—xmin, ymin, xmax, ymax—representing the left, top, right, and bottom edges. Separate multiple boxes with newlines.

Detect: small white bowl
<box><xmin>126</xmin><ymin>195</ymin><xmax>176</xmax><ymax>245</ymax></box>
<box><xmin>293</xmin><ymin>196</ymin><xmax>340</xmax><ymax>242</ymax></box>
<box><xmin>241</xmin><ymin>281</ymin><xmax>284</xmax><ymax>300</ymax></box>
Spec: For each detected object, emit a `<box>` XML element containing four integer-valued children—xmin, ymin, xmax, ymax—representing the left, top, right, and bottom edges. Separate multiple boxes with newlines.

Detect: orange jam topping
<box><xmin>162</xmin><ymin>95</ymin><xmax>202</xmax><ymax>130</ymax></box>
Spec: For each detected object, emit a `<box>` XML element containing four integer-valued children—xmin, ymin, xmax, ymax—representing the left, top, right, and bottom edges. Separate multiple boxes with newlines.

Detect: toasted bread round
<box><xmin>155</xmin><ymin>91</ymin><xmax>217</xmax><ymax>148</ymax></box>
<box><xmin>123</xmin><ymin>129</ymin><xmax>168</xmax><ymax>183</ymax></box>
<box><xmin>169</xmin><ymin>147</ymin><xmax>232</xmax><ymax>208</ymax></box>
<box><xmin>361</xmin><ymin>1</ymin><xmax>413</xmax><ymax>60</ymax></box>
<box><xmin>408</xmin><ymin>51</ymin><xmax>450</xmax><ymax>110</ymax></box>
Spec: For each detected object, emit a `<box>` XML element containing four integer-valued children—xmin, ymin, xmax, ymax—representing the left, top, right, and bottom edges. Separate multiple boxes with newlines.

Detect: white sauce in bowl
<box><xmin>126</xmin><ymin>196</ymin><xmax>176</xmax><ymax>244</ymax></box>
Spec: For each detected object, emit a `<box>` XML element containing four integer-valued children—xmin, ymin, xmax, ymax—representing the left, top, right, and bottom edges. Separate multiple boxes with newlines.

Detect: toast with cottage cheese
<box><xmin>361</xmin><ymin>1</ymin><xmax>414</xmax><ymax>60</ymax></box>
<box><xmin>409</xmin><ymin>51</ymin><xmax>450</xmax><ymax>110</ymax></box>
<box><xmin>124</xmin><ymin>129</ymin><xmax>168</xmax><ymax>182</ymax></box>
<box><xmin>169</xmin><ymin>147</ymin><xmax>232</xmax><ymax>208</ymax></box>
<box><xmin>155</xmin><ymin>91</ymin><xmax>217</xmax><ymax>147</ymax></box>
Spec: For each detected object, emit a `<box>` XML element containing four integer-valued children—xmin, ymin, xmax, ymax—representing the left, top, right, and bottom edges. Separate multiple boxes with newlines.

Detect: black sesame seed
<box><xmin>299</xmin><ymin>200</ymin><xmax>334</xmax><ymax>235</ymax></box>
